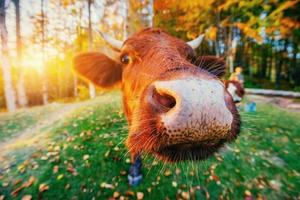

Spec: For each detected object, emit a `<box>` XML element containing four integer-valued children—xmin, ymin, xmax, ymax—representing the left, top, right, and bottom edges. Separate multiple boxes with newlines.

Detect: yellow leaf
<box><xmin>57</xmin><ymin>174</ymin><xmax>64</xmax><ymax>180</ymax></box>
<box><xmin>21</xmin><ymin>195</ymin><xmax>32</xmax><ymax>200</ymax></box>
<box><xmin>39</xmin><ymin>183</ymin><xmax>49</xmax><ymax>192</ymax></box>
<box><xmin>113</xmin><ymin>191</ymin><xmax>120</xmax><ymax>198</ymax></box>
<box><xmin>206</xmin><ymin>26</ymin><xmax>218</xmax><ymax>41</ymax></box>
<box><xmin>164</xmin><ymin>169</ymin><xmax>172</xmax><ymax>177</ymax></box>
<box><xmin>245</xmin><ymin>190</ymin><xmax>252</xmax><ymax>196</ymax></box>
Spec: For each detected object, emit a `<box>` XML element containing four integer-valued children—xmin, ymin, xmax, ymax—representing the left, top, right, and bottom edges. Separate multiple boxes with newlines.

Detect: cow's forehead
<box><xmin>125</xmin><ymin>29</ymin><xmax>186</xmax><ymax>47</ymax></box>
<box><xmin>123</xmin><ymin>28</ymin><xmax>195</xmax><ymax>59</ymax></box>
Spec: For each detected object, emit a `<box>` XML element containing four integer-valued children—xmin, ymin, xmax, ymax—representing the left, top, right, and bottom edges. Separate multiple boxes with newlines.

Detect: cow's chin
<box><xmin>153</xmin><ymin>140</ymin><xmax>225</xmax><ymax>162</ymax></box>
<box><xmin>127</xmin><ymin>128</ymin><xmax>232</xmax><ymax>162</ymax></box>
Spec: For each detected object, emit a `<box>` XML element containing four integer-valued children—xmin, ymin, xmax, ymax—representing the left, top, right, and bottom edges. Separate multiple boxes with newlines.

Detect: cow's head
<box><xmin>74</xmin><ymin>28</ymin><xmax>240</xmax><ymax>162</ymax></box>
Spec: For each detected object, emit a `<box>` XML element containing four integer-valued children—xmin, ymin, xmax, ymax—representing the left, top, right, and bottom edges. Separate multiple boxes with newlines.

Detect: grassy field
<box><xmin>0</xmin><ymin>92</ymin><xmax>299</xmax><ymax>200</ymax></box>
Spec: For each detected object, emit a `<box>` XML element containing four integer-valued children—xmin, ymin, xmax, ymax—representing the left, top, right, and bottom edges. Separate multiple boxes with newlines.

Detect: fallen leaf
<box><xmin>41</xmin><ymin>156</ymin><xmax>48</xmax><ymax>160</ymax></box>
<box><xmin>65</xmin><ymin>184</ymin><xmax>70</xmax><ymax>190</ymax></box>
<box><xmin>13</xmin><ymin>179</ymin><xmax>22</xmax><ymax>186</ymax></box>
<box><xmin>113</xmin><ymin>191</ymin><xmax>120</xmax><ymax>198</ymax></box>
<box><xmin>113</xmin><ymin>147</ymin><xmax>120</xmax><ymax>151</ymax></box>
<box><xmin>172</xmin><ymin>181</ymin><xmax>178</xmax><ymax>187</ymax></box>
<box><xmin>181</xmin><ymin>191</ymin><xmax>190</xmax><ymax>200</ymax></box>
<box><xmin>21</xmin><ymin>195</ymin><xmax>32</xmax><ymax>200</ymax></box>
<box><xmin>104</xmin><ymin>151</ymin><xmax>110</xmax><ymax>158</ymax></box>
<box><xmin>125</xmin><ymin>190</ymin><xmax>134</xmax><ymax>196</ymax></box>
<box><xmin>53</xmin><ymin>165</ymin><xmax>59</xmax><ymax>174</ymax></box>
<box><xmin>137</xmin><ymin>192</ymin><xmax>144</xmax><ymax>200</ymax></box>
<box><xmin>67</xmin><ymin>164</ymin><xmax>78</xmax><ymax>176</ymax></box>
<box><xmin>83</xmin><ymin>155</ymin><xmax>90</xmax><ymax>160</ymax></box>
<box><xmin>209</xmin><ymin>175</ymin><xmax>220</xmax><ymax>182</ymax></box>
<box><xmin>245</xmin><ymin>190</ymin><xmax>252</xmax><ymax>196</ymax></box>
<box><xmin>164</xmin><ymin>169</ymin><xmax>172</xmax><ymax>177</ymax></box>
<box><xmin>32</xmin><ymin>163</ymin><xmax>39</xmax><ymax>170</ymax></box>
<box><xmin>100</xmin><ymin>182</ymin><xmax>114</xmax><ymax>189</ymax></box>
<box><xmin>22</xmin><ymin>176</ymin><xmax>35</xmax><ymax>188</ymax></box>
<box><xmin>2</xmin><ymin>182</ymin><xmax>9</xmax><ymax>187</ymax></box>
<box><xmin>57</xmin><ymin>174</ymin><xmax>64</xmax><ymax>180</ymax></box>
<box><xmin>39</xmin><ymin>183</ymin><xmax>49</xmax><ymax>192</ymax></box>
<box><xmin>17</xmin><ymin>164</ymin><xmax>26</xmax><ymax>173</ymax></box>
<box><xmin>11</xmin><ymin>176</ymin><xmax>36</xmax><ymax>197</ymax></box>
<box><xmin>119</xmin><ymin>196</ymin><xmax>125</xmax><ymax>200</ymax></box>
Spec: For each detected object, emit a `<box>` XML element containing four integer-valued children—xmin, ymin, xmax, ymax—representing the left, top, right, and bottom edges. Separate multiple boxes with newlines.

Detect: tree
<box><xmin>87</xmin><ymin>0</ymin><xmax>96</xmax><ymax>98</ymax></box>
<box><xmin>0</xmin><ymin>0</ymin><xmax>17</xmax><ymax>111</ymax></box>
<box><xmin>12</xmin><ymin>0</ymin><xmax>28</xmax><ymax>107</ymax></box>
<box><xmin>127</xmin><ymin>0</ymin><xmax>154</xmax><ymax>36</ymax></box>
<box><xmin>40</xmin><ymin>0</ymin><xmax>48</xmax><ymax>104</ymax></box>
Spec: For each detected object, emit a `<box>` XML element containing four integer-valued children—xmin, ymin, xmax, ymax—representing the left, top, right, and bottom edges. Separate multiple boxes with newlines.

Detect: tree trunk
<box><xmin>275</xmin><ymin>51</ymin><xmax>283</xmax><ymax>89</ymax></box>
<box><xmin>123</xmin><ymin>0</ymin><xmax>129</xmax><ymax>39</ymax></box>
<box><xmin>248</xmin><ymin>42</ymin><xmax>253</xmax><ymax>77</ymax></box>
<box><xmin>226</xmin><ymin>25</ymin><xmax>237</xmax><ymax>73</ymax></box>
<box><xmin>146</xmin><ymin>0</ymin><xmax>154</xmax><ymax>27</ymax></box>
<box><xmin>214</xmin><ymin>10</ymin><xmax>220</xmax><ymax>57</ymax></box>
<box><xmin>88</xmin><ymin>0</ymin><xmax>96</xmax><ymax>98</ymax></box>
<box><xmin>0</xmin><ymin>1</ymin><xmax>17</xmax><ymax>111</ymax></box>
<box><xmin>41</xmin><ymin>0</ymin><xmax>48</xmax><ymax>104</ymax></box>
<box><xmin>73</xmin><ymin>3</ymin><xmax>84</xmax><ymax>99</ymax></box>
<box><xmin>73</xmin><ymin>73</ymin><xmax>78</xmax><ymax>98</ymax></box>
<box><xmin>267</xmin><ymin>39</ymin><xmax>274</xmax><ymax>80</ymax></box>
<box><xmin>227</xmin><ymin>31</ymin><xmax>237</xmax><ymax>73</ymax></box>
<box><xmin>275</xmin><ymin>40</ymin><xmax>288</xmax><ymax>88</ymax></box>
<box><xmin>12</xmin><ymin>0</ymin><xmax>28</xmax><ymax>107</ymax></box>
<box><xmin>260</xmin><ymin>45</ymin><xmax>267</xmax><ymax>78</ymax></box>
<box><xmin>127</xmin><ymin>0</ymin><xmax>153</xmax><ymax>36</ymax></box>
<box><xmin>291</xmin><ymin>38</ymin><xmax>298</xmax><ymax>84</ymax></box>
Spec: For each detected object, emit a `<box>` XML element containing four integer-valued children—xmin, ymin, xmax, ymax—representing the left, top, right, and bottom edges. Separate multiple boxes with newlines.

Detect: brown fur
<box><xmin>224</xmin><ymin>80</ymin><xmax>245</xmax><ymax>99</ymax></box>
<box><xmin>74</xmin><ymin>52</ymin><xmax>122</xmax><ymax>88</ymax></box>
<box><xmin>73</xmin><ymin>28</ymin><xmax>240</xmax><ymax>162</ymax></box>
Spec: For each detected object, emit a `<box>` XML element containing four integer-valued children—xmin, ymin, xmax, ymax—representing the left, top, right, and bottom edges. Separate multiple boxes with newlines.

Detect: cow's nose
<box><xmin>148</xmin><ymin>76</ymin><xmax>233</xmax><ymax>143</ymax></box>
<box><xmin>151</xmin><ymin>86</ymin><xmax>177</xmax><ymax>111</ymax></box>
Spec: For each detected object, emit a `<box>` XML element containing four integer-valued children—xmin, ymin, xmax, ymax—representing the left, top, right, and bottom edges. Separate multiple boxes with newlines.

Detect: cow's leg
<box><xmin>128</xmin><ymin>153</ymin><xmax>142</xmax><ymax>186</ymax></box>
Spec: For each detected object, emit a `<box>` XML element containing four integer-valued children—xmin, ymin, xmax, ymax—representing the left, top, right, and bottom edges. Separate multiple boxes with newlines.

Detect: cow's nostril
<box><xmin>152</xmin><ymin>88</ymin><xmax>176</xmax><ymax>110</ymax></box>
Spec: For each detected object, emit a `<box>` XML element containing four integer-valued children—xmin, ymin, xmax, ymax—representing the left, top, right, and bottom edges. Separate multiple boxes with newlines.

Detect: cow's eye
<box><xmin>120</xmin><ymin>54</ymin><xmax>131</xmax><ymax>65</ymax></box>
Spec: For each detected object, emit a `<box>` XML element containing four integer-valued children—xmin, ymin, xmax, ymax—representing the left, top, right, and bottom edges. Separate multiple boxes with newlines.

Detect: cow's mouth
<box><xmin>154</xmin><ymin>140</ymin><xmax>226</xmax><ymax>162</ymax></box>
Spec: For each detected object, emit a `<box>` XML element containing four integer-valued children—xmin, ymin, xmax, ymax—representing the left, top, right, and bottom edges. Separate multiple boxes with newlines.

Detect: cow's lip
<box><xmin>154</xmin><ymin>140</ymin><xmax>225</xmax><ymax>162</ymax></box>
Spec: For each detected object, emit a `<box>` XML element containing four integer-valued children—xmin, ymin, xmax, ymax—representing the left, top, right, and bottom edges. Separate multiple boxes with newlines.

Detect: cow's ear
<box><xmin>73</xmin><ymin>52</ymin><xmax>122</xmax><ymax>88</ymax></box>
<box><xmin>194</xmin><ymin>56</ymin><xmax>226</xmax><ymax>78</ymax></box>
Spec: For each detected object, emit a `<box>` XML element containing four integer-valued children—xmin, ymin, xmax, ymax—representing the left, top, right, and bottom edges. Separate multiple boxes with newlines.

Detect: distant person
<box><xmin>229</xmin><ymin>67</ymin><xmax>244</xmax><ymax>86</ymax></box>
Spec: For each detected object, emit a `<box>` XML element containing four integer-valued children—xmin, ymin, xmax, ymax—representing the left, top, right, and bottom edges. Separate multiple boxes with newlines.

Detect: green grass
<box><xmin>0</xmin><ymin>92</ymin><xmax>299</xmax><ymax>199</ymax></box>
<box><xmin>0</xmin><ymin>103</ymin><xmax>64</xmax><ymax>140</ymax></box>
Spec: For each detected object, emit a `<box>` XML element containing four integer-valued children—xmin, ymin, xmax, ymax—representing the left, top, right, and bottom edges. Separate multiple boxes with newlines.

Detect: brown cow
<box><xmin>74</xmin><ymin>28</ymin><xmax>240</xmax><ymax>185</ymax></box>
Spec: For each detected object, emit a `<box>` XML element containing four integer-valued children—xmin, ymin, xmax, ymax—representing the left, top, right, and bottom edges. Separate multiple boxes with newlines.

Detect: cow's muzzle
<box><xmin>146</xmin><ymin>76</ymin><xmax>234</xmax><ymax>160</ymax></box>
